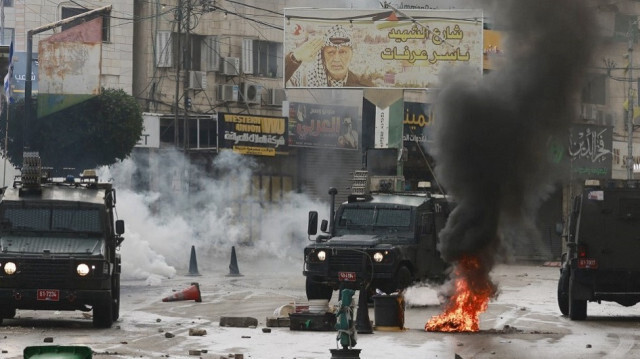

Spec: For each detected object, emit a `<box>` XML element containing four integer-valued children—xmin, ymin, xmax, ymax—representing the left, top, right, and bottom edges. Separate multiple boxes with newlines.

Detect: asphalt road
<box><xmin>1</xmin><ymin>259</ymin><xmax>640</xmax><ymax>359</ymax></box>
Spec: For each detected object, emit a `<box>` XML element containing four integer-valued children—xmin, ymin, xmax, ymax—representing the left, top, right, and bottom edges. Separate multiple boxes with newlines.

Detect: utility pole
<box><xmin>183</xmin><ymin>0</ymin><xmax>192</xmax><ymax>149</ymax></box>
<box><xmin>627</xmin><ymin>20</ymin><xmax>636</xmax><ymax>180</ymax></box>
<box><xmin>174</xmin><ymin>0</ymin><xmax>183</xmax><ymax>147</ymax></box>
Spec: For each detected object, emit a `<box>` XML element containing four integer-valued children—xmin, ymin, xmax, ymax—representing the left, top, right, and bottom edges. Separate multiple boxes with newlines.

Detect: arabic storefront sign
<box><xmin>218</xmin><ymin>113</ymin><xmax>288</xmax><ymax>156</ymax></box>
<box><xmin>288</xmin><ymin>102</ymin><xmax>360</xmax><ymax>149</ymax></box>
<box><xmin>283</xmin><ymin>8</ymin><xmax>483</xmax><ymax>89</ymax></box>
<box><xmin>403</xmin><ymin>102</ymin><xmax>434</xmax><ymax>149</ymax></box>
<box><xmin>569</xmin><ymin>124</ymin><xmax>612</xmax><ymax>179</ymax></box>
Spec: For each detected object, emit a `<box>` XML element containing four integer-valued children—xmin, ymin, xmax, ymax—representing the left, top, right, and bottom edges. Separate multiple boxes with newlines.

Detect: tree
<box><xmin>0</xmin><ymin>88</ymin><xmax>143</xmax><ymax>171</ymax></box>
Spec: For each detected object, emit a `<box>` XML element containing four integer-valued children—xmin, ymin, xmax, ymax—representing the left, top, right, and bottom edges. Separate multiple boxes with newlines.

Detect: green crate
<box><xmin>24</xmin><ymin>346</ymin><xmax>92</xmax><ymax>359</ymax></box>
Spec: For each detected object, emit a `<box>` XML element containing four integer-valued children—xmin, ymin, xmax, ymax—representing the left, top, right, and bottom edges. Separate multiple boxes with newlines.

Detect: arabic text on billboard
<box><xmin>219</xmin><ymin>113</ymin><xmax>288</xmax><ymax>156</ymax></box>
<box><xmin>283</xmin><ymin>8</ymin><xmax>483</xmax><ymax>89</ymax></box>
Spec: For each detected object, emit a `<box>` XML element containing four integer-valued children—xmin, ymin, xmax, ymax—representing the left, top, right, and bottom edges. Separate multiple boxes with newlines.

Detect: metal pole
<box><xmin>627</xmin><ymin>21</ymin><xmax>635</xmax><ymax>180</ymax></box>
<box><xmin>174</xmin><ymin>0</ymin><xmax>182</xmax><ymax>147</ymax></box>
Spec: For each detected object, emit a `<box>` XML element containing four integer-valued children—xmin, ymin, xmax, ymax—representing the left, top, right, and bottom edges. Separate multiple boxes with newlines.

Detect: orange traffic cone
<box><xmin>162</xmin><ymin>282</ymin><xmax>202</xmax><ymax>302</ymax></box>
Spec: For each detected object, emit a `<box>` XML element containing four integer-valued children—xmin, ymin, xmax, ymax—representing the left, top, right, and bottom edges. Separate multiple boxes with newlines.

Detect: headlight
<box><xmin>317</xmin><ymin>250</ymin><xmax>326</xmax><ymax>261</ymax></box>
<box><xmin>4</xmin><ymin>262</ymin><xmax>16</xmax><ymax>275</ymax></box>
<box><xmin>373</xmin><ymin>252</ymin><xmax>384</xmax><ymax>263</ymax></box>
<box><xmin>76</xmin><ymin>263</ymin><xmax>90</xmax><ymax>276</ymax></box>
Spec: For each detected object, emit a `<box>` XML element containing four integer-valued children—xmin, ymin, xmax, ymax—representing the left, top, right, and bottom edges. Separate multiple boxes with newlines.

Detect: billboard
<box><xmin>218</xmin><ymin>113</ymin><xmax>288</xmax><ymax>156</ymax></box>
<box><xmin>283</xmin><ymin>8</ymin><xmax>483</xmax><ymax>89</ymax></box>
<box><xmin>38</xmin><ymin>17</ymin><xmax>102</xmax><ymax>118</ymax></box>
<box><xmin>5</xmin><ymin>51</ymin><xmax>39</xmax><ymax>99</ymax></box>
<box><xmin>288</xmin><ymin>102</ymin><xmax>360</xmax><ymax>149</ymax></box>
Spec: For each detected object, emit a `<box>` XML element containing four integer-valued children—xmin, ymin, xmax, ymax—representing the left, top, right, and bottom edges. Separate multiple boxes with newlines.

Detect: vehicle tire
<box><xmin>112</xmin><ymin>274</ymin><xmax>120</xmax><ymax>321</ymax></box>
<box><xmin>557</xmin><ymin>269</ymin><xmax>569</xmax><ymax>316</ymax></box>
<box><xmin>93</xmin><ymin>298</ymin><xmax>114</xmax><ymax>328</ymax></box>
<box><xmin>394</xmin><ymin>266</ymin><xmax>413</xmax><ymax>291</ymax></box>
<box><xmin>379</xmin><ymin>266</ymin><xmax>412</xmax><ymax>294</ymax></box>
<box><xmin>305</xmin><ymin>277</ymin><xmax>333</xmax><ymax>301</ymax></box>
<box><xmin>568</xmin><ymin>274</ymin><xmax>587</xmax><ymax>320</ymax></box>
<box><xmin>0</xmin><ymin>307</ymin><xmax>16</xmax><ymax>319</ymax></box>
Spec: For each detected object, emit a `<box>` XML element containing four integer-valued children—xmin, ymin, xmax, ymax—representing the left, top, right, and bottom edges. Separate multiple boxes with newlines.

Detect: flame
<box><xmin>425</xmin><ymin>255</ymin><xmax>495</xmax><ymax>332</ymax></box>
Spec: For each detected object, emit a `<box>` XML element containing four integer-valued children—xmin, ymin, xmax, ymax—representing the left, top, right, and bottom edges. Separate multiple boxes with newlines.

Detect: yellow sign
<box><xmin>233</xmin><ymin>146</ymin><xmax>276</xmax><ymax>157</ymax></box>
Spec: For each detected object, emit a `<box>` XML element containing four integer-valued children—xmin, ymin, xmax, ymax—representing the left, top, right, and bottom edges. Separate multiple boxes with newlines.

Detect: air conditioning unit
<box><xmin>217</xmin><ymin>84</ymin><xmax>239</xmax><ymax>102</ymax></box>
<box><xmin>240</xmin><ymin>83</ymin><xmax>262</xmax><ymax>104</ymax></box>
<box><xmin>596</xmin><ymin>110</ymin><xmax>615</xmax><ymax>127</ymax></box>
<box><xmin>268</xmin><ymin>88</ymin><xmax>286</xmax><ymax>106</ymax></box>
<box><xmin>188</xmin><ymin>71</ymin><xmax>207</xmax><ymax>90</ymax></box>
<box><xmin>222</xmin><ymin>57</ymin><xmax>240</xmax><ymax>76</ymax></box>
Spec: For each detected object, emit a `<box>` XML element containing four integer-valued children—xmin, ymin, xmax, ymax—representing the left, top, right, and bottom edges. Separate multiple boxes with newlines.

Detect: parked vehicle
<box><xmin>557</xmin><ymin>179</ymin><xmax>640</xmax><ymax>320</ymax></box>
<box><xmin>304</xmin><ymin>171</ymin><xmax>451</xmax><ymax>300</ymax></box>
<box><xmin>0</xmin><ymin>152</ymin><xmax>125</xmax><ymax>328</ymax></box>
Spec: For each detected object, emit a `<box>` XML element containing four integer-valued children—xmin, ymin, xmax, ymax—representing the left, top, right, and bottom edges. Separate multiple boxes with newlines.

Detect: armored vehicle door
<box><xmin>579</xmin><ymin>188</ymin><xmax>640</xmax><ymax>271</ymax></box>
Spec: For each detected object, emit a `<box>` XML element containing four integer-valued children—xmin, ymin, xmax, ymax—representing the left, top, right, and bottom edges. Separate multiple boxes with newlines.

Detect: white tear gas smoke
<box><xmin>99</xmin><ymin>149</ymin><xmax>326</xmax><ymax>282</ymax></box>
<box><xmin>428</xmin><ymin>0</ymin><xmax>599</xmax><ymax>267</ymax></box>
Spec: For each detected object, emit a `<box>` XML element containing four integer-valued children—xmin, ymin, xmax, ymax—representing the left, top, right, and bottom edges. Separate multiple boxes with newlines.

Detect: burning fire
<box><xmin>425</xmin><ymin>255</ymin><xmax>496</xmax><ymax>332</ymax></box>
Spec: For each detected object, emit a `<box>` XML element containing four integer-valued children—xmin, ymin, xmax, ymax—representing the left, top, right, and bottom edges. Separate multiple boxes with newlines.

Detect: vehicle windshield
<box><xmin>336</xmin><ymin>206</ymin><xmax>412</xmax><ymax>233</ymax></box>
<box><xmin>0</xmin><ymin>205</ymin><xmax>103</xmax><ymax>234</ymax></box>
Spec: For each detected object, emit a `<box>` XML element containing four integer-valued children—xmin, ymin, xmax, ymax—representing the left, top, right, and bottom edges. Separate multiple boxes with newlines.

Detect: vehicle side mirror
<box><xmin>308</xmin><ymin>211</ymin><xmax>318</xmax><ymax>236</ymax></box>
<box><xmin>115</xmin><ymin>219</ymin><xmax>125</xmax><ymax>235</ymax></box>
<box><xmin>320</xmin><ymin>219</ymin><xmax>328</xmax><ymax>233</ymax></box>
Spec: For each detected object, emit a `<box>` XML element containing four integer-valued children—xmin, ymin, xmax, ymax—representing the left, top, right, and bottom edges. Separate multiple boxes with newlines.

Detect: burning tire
<box><xmin>305</xmin><ymin>277</ymin><xmax>333</xmax><ymax>301</ymax></box>
<box><xmin>557</xmin><ymin>268</ymin><xmax>569</xmax><ymax>316</ymax></box>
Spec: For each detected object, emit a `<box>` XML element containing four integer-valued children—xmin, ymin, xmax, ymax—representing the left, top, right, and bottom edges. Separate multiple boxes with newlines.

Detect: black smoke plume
<box><xmin>429</xmin><ymin>0</ymin><xmax>599</xmax><ymax>267</ymax></box>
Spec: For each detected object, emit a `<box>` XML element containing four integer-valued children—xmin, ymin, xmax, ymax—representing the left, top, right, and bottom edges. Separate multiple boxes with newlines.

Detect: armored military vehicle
<box><xmin>557</xmin><ymin>179</ymin><xmax>640</xmax><ymax>320</ymax></box>
<box><xmin>304</xmin><ymin>171</ymin><xmax>451</xmax><ymax>300</ymax></box>
<box><xmin>0</xmin><ymin>153</ymin><xmax>125</xmax><ymax>327</ymax></box>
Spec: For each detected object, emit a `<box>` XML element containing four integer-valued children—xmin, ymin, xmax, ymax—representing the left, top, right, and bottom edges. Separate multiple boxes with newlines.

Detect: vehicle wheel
<box><xmin>394</xmin><ymin>266</ymin><xmax>412</xmax><ymax>291</ymax></box>
<box><xmin>557</xmin><ymin>269</ymin><xmax>569</xmax><ymax>316</ymax></box>
<box><xmin>305</xmin><ymin>277</ymin><xmax>333</xmax><ymax>301</ymax></box>
<box><xmin>93</xmin><ymin>298</ymin><xmax>114</xmax><ymax>328</ymax></box>
<box><xmin>112</xmin><ymin>274</ymin><xmax>120</xmax><ymax>321</ymax></box>
<box><xmin>568</xmin><ymin>274</ymin><xmax>587</xmax><ymax>320</ymax></box>
<box><xmin>380</xmin><ymin>266</ymin><xmax>412</xmax><ymax>294</ymax></box>
<box><xmin>0</xmin><ymin>307</ymin><xmax>16</xmax><ymax>319</ymax></box>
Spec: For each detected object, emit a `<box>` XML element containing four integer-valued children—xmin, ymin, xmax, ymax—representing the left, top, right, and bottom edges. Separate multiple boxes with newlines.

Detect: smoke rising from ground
<box><xmin>99</xmin><ymin>149</ymin><xmax>325</xmax><ymax>283</ymax></box>
<box><xmin>428</xmin><ymin>0</ymin><xmax>599</xmax><ymax>266</ymax></box>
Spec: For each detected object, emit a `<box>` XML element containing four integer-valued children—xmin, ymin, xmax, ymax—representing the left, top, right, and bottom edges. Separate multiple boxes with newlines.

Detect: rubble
<box><xmin>219</xmin><ymin>317</ymin><xmax>258</xmax><ymax>328</ymax></box>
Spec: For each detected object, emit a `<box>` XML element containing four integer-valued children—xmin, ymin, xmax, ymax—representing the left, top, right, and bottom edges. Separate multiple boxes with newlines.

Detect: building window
<box><xmin>203</xmin><ymin>35</ymin><xmax>220</xmax><ymax>72</ymax></box>
<box><xmin>156</xmin><ymin>31</ymin><xmax>172</xmax><ymax>68</ymax></box>
<box><xmin>581</xmin><ymin>74</ymin><xmax>606</xmax><ymax>105</ymax></box>
<box><xmin>172</xmin><ymin>34</ymin><xmax>210</xmax><ymax>71</ymax></box>
<box><xmin>0</xmin><ymin>28</ymin><xmax>14</xmax><ymax>46</ymax></box>
<box><xmin>3</xmin><ymin>0</ymin><xmax>13</xmax><ymax>7</ymax></box>
<box><xmin>614</xmin><ymin>13</ymin><xmax>637</xmax><ymax>42</ymax></box>
<box><xmin>61</xmin><ymin>7</ymin><xmax>110</xmax><ymax>42</ymax></box>
<box><xmin>242</xmin><ymin>39</ymin><xmax>282</xmax><ymax>78</ymax></box>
